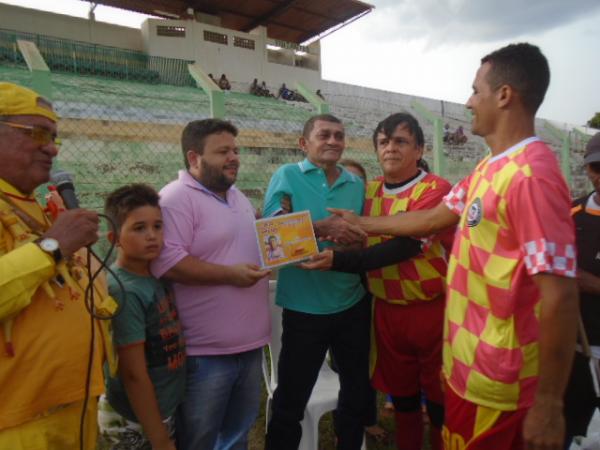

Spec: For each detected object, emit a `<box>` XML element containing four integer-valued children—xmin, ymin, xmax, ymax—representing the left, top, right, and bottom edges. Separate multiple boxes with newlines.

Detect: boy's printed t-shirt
<box><xmin>441</xmin><ymin>137</ymin><xmax>576</xmax><ymax>411</ymax></box>
<box><xmin>106</xmin><ymin>266</ymin><xmax>186</xmax><ymax>422</ymax></box>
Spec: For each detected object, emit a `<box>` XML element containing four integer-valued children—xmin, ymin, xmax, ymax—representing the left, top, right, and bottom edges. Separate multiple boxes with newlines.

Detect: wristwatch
<box><xmin>35</xmin><ymin>237</ymin><xmax>63</xmax><ymax>264</ymax></box>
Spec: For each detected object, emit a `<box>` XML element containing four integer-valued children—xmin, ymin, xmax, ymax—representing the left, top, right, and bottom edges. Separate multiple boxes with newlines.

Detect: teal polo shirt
<box><xmin>263</xmin><ymin>158</ymin><xmax>366</xmax><ymax>314</ymax></box>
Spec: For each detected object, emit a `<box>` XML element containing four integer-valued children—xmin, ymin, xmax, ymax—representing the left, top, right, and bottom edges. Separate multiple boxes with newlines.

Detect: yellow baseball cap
<box><xmin>0</xmin><ymin>82</ymin><xmax>58</xmax><ymax>122</ymax></box>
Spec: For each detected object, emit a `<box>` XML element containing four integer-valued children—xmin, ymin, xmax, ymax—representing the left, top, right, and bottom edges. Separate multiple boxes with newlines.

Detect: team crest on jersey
<box><xmin>467</xmin><ymin>198</ymin><xmax>482</xmax><ymax>227</ymax></box>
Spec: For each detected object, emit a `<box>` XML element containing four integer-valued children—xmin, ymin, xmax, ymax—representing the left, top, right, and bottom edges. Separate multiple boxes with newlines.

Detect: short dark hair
<box><xmin>372</xmin><ymin>113</ymin><xmax>425</xmax><ymax>150</ymax></box>
<box><xmin>339</xmin><ymin>158</ymin><xmax>367</xmax><ymax>180</ymax></box>
<box><xmin>417</xmin><ymin>158</ymin><xmax>430</xmax><ymax>172</ymax></box>
<box><xmin>302</xmin><ymin>114</ymin><xmax>342</xmax><ymax>138</ymax></box>
<box><xmin>104</xmin><ymin>183</ymin><xmax>160</xmax><ymax>233</ymax></box>
<box><xmin>481</xmin><ymin>43</ymin><xmax>550</xmax><ymax>114</ymax></box>
<box><xmin>181</xmin><ymin>119</ymin><xmax>238</xmax><ymax>169</ymax></box>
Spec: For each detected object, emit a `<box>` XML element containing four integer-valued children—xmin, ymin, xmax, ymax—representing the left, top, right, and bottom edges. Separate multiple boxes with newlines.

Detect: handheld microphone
<box><xmin>50</xmin><ymin>170</ymin><xmax>80</xmax><ymax>210</ymax></box>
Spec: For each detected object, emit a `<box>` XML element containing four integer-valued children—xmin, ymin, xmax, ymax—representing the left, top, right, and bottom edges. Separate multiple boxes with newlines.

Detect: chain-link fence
<box><xmin>325</xmin><ymin>92</ymin><xmax>491</xmax><ymax>186</ymax></box>
<box><xmin>0</xmin><ymin>29</ymin><xmax>590</xmax><ymax>219</ymax></box>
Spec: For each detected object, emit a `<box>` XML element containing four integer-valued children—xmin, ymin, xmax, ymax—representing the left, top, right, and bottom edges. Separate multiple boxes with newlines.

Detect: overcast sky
<box><xmin>1</xmin><ymin>0</ymin><xmax>598</xmax><ymax>126</ymax></box>
<box><xmin>320</xmin><ymin>0</ymin><xmax>600</xmax><ymax>127</ymax></box>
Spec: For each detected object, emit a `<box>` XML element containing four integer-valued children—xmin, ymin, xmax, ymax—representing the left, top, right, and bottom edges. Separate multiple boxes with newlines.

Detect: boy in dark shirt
<box><xmin>98</xmin><ymin>184</ymin><xmax>185</xmax><ymax>450</ymax></box>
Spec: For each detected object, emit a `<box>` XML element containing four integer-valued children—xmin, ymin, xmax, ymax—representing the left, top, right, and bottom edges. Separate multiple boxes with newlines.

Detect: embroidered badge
<box><xmin>467</xmin><ymin>198</ymin><xmax>483</xmax><ymax>227</ymax></box>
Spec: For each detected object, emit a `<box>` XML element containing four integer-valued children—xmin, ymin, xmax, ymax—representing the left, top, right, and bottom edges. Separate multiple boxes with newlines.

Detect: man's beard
<box><xmin>200</xmin><ymin>159</ymin><xmax>236</xmax><ymax>193</ymax></box>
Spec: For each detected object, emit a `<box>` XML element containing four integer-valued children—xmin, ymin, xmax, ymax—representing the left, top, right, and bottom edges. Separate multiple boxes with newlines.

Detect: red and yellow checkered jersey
<box><xmin>441</xmin><ymin>137</ymin><xmax>576</xmax><ymax>411</ymax></box>
<box><xmin>364</xmin><ymin>171</ymin><xmax>454</xmax><ymax>304</ymax></box>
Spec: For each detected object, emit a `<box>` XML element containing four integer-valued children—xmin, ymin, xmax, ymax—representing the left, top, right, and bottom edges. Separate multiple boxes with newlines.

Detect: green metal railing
<box><xmin>0</xmin><ymin>28</ymin><xmax>195</xmax><ymax>86</ymax></box>
<box><xmin>1</xmin><ymin>34</ymin><xmax>590</xmax><ymax>219</ymax></box>
<box><xmin>411</xmin><ymin>99</ymin><xmax>446</xmax><ymax>177</ymax></box>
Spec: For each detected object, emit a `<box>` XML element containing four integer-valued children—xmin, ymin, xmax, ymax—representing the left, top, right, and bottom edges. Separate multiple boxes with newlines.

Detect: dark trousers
<box><xmin>564</xmin><ymin>351</ymin><xmax>600</xmax><ymax>448</ymax></box>
<box><xmin>330</xmin><ymin>307</ymin><xmax>378</xmax><ymax>428</ymax></box>
<box><xmin>331</xmin><ymin>358</ymin><xmax>378</xmax><ymax>427</ymax></box>
<box><xmin>265</xmin><ymin>294</ymin><xmax>371</xmax><ymax>450</ymax></box>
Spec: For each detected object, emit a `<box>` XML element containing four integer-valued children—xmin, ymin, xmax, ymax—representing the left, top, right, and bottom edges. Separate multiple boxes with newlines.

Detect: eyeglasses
<box><xmin>0</xmin><ymin>121</ymin><xmax>61</xmax><ymax>147</ymax></box>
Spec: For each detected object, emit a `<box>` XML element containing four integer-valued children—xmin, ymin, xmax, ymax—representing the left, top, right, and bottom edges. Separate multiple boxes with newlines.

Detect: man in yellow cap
<box><xmin>0</xmin><ymin>82</ymin><xmax>112</xmax><ymax>449</ymax></box>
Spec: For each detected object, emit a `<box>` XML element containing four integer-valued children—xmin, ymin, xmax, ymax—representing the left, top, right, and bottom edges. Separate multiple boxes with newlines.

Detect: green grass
<box><xmin>248</xmin><ymin>389</ymin><xmax>432</xmax><ymax>450</ymax></box>
<box><xmin>96</xmin><ymin>387</ymin><xmax>431</xmax><ymax>449</ymax></box>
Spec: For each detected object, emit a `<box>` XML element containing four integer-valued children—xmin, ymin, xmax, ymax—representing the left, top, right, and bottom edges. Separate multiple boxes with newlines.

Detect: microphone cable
<box><xmin>78</xmin><ymin>212</ymin><xmax>127</xmax><ymax>450</ymax></box>
<box><xmin>48</xmin><ymin>170</ymin><xmax>128</xmax><ymax>450</ymax></box>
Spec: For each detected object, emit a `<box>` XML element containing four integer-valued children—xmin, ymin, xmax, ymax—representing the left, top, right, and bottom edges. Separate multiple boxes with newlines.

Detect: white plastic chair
<box><xmin>262</xmin><ymin>280</ymin><xmax>366</xmax><ymax>450</ymax></box>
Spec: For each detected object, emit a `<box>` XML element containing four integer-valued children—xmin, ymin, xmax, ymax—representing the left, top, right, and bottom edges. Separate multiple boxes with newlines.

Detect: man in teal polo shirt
<box><xmin>263</xmin><ymin>114</ymin><xmax>371</xmax><ymax>450</ymax></box>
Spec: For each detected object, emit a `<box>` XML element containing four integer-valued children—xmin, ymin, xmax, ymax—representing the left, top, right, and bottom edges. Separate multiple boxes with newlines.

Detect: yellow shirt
<box><xmin>0</xmin><ymin>178</ymin><xmax>112</xmax><ymax>430</ymax></box>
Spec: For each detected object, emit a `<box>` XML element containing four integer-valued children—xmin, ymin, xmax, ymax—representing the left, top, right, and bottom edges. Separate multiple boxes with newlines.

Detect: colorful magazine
<box><xmin>255</xmin><ymin>210</ymin><xmax>319</xmax><ymax>269</ymax></box>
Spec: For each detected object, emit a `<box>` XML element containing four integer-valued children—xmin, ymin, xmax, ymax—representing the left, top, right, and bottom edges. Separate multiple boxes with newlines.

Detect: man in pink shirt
<box><xmin>151</xmin><ymin>119</ymin><xmax>270</xmax><ymax>450</ymax></box>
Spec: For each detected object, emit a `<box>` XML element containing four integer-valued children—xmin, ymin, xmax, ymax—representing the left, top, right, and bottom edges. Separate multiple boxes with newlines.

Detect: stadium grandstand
<box><xmin>0</xmin><ymin>0</ymin><xmax>592</xmax><ymax>217</ymax></box>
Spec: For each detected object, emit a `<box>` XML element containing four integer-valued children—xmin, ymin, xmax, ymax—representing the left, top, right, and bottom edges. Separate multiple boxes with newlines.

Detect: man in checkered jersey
<box><xmin>331</xmin><ymin>43</ymin><xmax>579</xmax><ymax>450</ymax></box>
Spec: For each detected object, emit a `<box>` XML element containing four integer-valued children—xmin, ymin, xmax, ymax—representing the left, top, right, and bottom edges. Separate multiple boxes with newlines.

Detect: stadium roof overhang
<box><xmin>85</xmin><ymin>0</ymin><xmax>374</xmax><ymax>44</ymax></box>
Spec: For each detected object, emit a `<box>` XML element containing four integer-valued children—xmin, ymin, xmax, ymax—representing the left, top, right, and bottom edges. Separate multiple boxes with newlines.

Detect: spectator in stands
<box><xmin>316</xmin><ymin>89</ymin><xmax>325</xmax><ymax>101</ymax></box>
<box><xmin>454</xmin><ymin>125</ymin><xmax>466</xmax><ymax>144</ymax></box>
<box><xmin>563</xmin><ymin>132</ymin><xmax>600</xmax><ymax>447</ymax></box>
<box><xmin>277</xmin><ymin>84</ymin><xmax>306</xmax><ymax>103</ymax></box>
<box><xmin>0</xmin><ymin>82</ymin><xmax>115</xmax><ymax>449</ymax></box>
<box><xmin>329</xmin><ymin>43</ymin><xmax>579</xmax><ymax>450</ymax></box>
<box><xmin>151</xmin><ymin>119</ymin><xmax>271</xmax><ymax>450</ymax></box>
<box><xmin>304</xmin><ymin>114</ymin><xmax>453</xmax><ymax>450</ymax></box>
<box><xmin>445</xmin><ymin>125</ymin><xmax>467</xmax><ymax>145</ymax></box>
<box><xmin>260</xmin><ymin>81</ymin><xmax>273</xmax><ymax>97</ymax></box>
<box><xmin>250</xmin><ymin>78</ymin><xmax>260</xmax><ymax>96</ymax></box>
<box><xmin>443</xmin><ymin>123</ymin><xmax>451</xmax><ymax>143</ymax></box>
<box><xmin>218</xmin><ymin>73</ymin><xmax>231</xmax><ymax>91</ymax></box>
<box><xmin>278</xmin><ymin>83</ymin><xmax>291</xmax><ymax>100</ymax></box>
<box><xmin>208</xmin><ymin>73</ymin><xmax>216</xmax><ymax>85</ymax></box>
<box><xmin>263</xmin><ymin>114</ymin><xmax>371</xmax><ymax>450</ymax></box>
